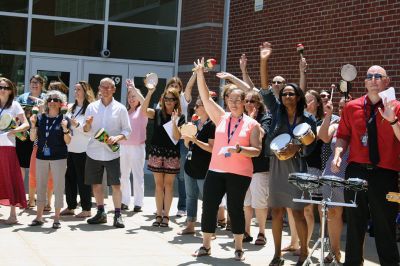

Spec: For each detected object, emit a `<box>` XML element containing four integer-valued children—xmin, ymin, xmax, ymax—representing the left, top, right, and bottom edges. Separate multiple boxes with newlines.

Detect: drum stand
<box><xmin>293</xmin><ymin>192</ymin><xmax>358</xmax><ymax>266</ymax></box>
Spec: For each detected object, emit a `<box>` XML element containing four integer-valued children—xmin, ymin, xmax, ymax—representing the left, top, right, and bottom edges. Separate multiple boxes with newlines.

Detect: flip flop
<box><xmin>29</xmin><ymin>220</ymin><xmax>44</xmax><ymax>226</ymax></box>
<box><xmin>52</xmin><ymin>222</ymin><xmax>61</xmax><ymax>229</ymax></box>
<box><xmin>281</xmin><ymin>245</ymin><xmax>298</xmax><ymax>252</ymax></box>
<box><xmin>177</xmin><ymin>229</ymin><xmax>195</xmax><ymax>235</ymax></box>
<box><xmin>192</xmin><ymin>246</ymin><xmax>211</xmax><ymax>257</ymax></box>
<box><xmin>255</xmin><ymin>233</ymin><xmax>266</xmax><ymax>245</ymax></box>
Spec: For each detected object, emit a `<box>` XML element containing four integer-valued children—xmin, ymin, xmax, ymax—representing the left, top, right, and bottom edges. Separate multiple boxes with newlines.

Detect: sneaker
<box><xmin>133</xmin><ymin>206</ymin><xmax>142</xmax><ymax>212</ymax></box>
<box><xmin>87</xmin><ymin>210</ymin><xmax>107</xmax><ymax>224</ymax></box>
<box><xmin>176</xmin><ymin>210</ymin><xmax>186</xmax><ymax>217</ymax></box>
<box><xmin>121</xmin><ymin>203</ymin><xmax>129</xmax><ymax>210</ymax></box>
<box><xmin>113</xmin><ymin>214</ymin><xmax>125</xmax><ymax>228</ymax></box>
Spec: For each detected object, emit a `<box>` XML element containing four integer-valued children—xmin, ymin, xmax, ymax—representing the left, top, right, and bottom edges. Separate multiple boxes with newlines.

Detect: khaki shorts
<box><xmin>244</xmin><ymin>171</ymin><xmax>270</xmax><ymax>209</ymax></box>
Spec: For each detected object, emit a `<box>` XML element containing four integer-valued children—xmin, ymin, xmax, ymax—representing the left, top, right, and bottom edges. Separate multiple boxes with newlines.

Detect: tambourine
<box><xmin>144</xmin><ymin>73</ymin><xmax>158</xmax><ymax>90</ymax></box>
<box><xmin>180</xmin><ymin>123</ymin><xmax>197</xmax><ymax>136</ymax></box>
<box><xmin>340</xmin><ymin>64</ymin><xmax>357</xmax><ymax>82</ymax></box>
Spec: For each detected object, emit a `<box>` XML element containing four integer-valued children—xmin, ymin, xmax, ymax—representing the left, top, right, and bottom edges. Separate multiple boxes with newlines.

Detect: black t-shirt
<box><xmin>150</xmin><ymin>109</ymin><xmax>185</xmax><ymax>149</ymax></box>
<box><xmin>305</xmin><ymin>119</ymin><xmax>323</xmax><ymax>170</ymax></box>
<box><xmin>252</xmin><ymin>112</ymin><xmax>272</xmax><ymax>173</ymax></box>
<box><xmin>184</xmin><ymin>119</ymin><xmax>215</xmax><ymax>179</ymax></box>
<box><xmin>36</xmin><ymin>114</ymin><xmax>69</xmax><ymax>160</ymax></box>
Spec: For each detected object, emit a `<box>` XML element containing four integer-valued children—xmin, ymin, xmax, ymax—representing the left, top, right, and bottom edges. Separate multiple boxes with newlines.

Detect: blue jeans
<box><xmin>184</xmin><ymin>171</ymin><xmax>205</xmax><ymax>222</ymax></box>
<box><xmin>177</xmin><ymin>140</ymin><xmax>187</xmax><ymax>211</ymax></box>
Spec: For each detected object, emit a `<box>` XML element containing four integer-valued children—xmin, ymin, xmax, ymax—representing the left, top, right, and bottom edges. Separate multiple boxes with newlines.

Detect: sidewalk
<box><xmin>0</xmin><ymin>173</ymin><xmax>388</xmax><ymax>265</ymax></box>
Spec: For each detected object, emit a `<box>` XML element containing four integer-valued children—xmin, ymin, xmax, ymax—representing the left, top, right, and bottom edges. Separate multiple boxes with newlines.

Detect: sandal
<box><xmin>217</xmin><ymin>218</ymin><xmax>226</xmax><ymax>228</ymax></box>
<box><xmin>281</xmin><ymin>245</ymin><xmax>298</xmax><ymax>252</ymax></box>
<box><xmin>160</xmin><ymin>216</ymin><xmax>169</xmax><ymax>227</ymax></box>
<box><xmin>255</xmin><ymin>232</ymin><xmax>266</xmax><ymax>245</ymax></box>
<box><xmin>5</xmin><ymin>216</ymin><xmax>18</xmax><ymax>225</ymax></box>
<box><xmin>44</xmin><ymin>204</ymin><xmax>52</xmax><ymax>212</ymax></box>
<box><xmin>75</xmin><ymin>211</ymin><xmax>92</xmax><ymax>218</ymax></box>
<box><xmin>29</xmin><ymin>220</ymin><xmax>44</xmax><ymax>226</ymax></box>
<box><xmin>234</xmin><ymin>249</ymin><xmax>245</xmax><ymax>261</ymax></box>
<box><xmin>192</xmin><ymin>246</ymin><xmax>211</xmax><ymax>257</ymax></box>
<box><xmin>177</xmin><ymin>228</ymin><xmax>195</xmax><ymax>235</ymax></box>
<box><xmin>152</xmin><ymin>215</ymin><xmax>162</xmax><ymax>227</ymax></box>
<box><xmin>52</xmin><ymin>221</ymin><xmax>61</xmax><ymax>229</ymax></box>
<box><xmin>27</xmin><ymin>199</ymin><xmax>36</xmax><ymax>208</ymax></box>
<box><xmin>60</xmin><ymin>208</ymin><xmax>75</xmax><ymax>216</ymax></box>
<box><xmin>243</xmin><ymin>232</ymin><xmax>253</xmax><ymax>242</ymax></box>
<box><xmin>269</xmin><ymin>257</ymin><xmax>284</xmax><ymax>266</ymax></box>
<box><xmin>324</xmin><ymin>252</ymin><xmax>341</xmax><ymax>263</ymax></box>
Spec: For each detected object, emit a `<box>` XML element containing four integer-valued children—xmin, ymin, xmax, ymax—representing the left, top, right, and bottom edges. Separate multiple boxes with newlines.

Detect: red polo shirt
<box><xmin>336</xmin><ymin>94</ymin><xmax>400</xmax><ymax>171</ymax></box>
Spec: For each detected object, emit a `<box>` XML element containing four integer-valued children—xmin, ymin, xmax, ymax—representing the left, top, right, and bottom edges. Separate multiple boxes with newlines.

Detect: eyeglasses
<box><xmin>245</xmin><ymin>99</ymin><xmax>256</xmax><ymax>104</ymax></box>
<box><xmin>163</xmin><ymin>96</ymin><xmax>177</xmax><ymax>102</ymax></box>
<box><xmin>366</xmin><ymin>73</ymin><xmax>386</xmax><ymax>80</ymax></box>
<box><xmin>272</xmin><ymin>81</ymin><xmax>283</xmax><ymax>85</ymax></box>
<box><xmin>320</xmin><ymin>94</ymin><xmax>330</xmax><ymax>99</ymax></box>
<box><xmin>47</xmin><ymin>98</ymin><xmax>61</xmax><ymax>103</ymax></box>
<box><xmin>282</xmin><ymin>92</ymin><xmax>296</xmax><ymax>97</ymax></box>
<box><xmin>0</xmin><ymin>86</ymin><xmax>11</xmax><ymax>91</ymax></box>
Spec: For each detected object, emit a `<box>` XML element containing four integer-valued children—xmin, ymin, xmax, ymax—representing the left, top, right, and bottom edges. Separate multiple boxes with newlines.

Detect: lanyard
<box><xmin>188</xmin><ymin>118</ymin><xmax>210</xmax><ymax>152</ymax></box>
<box><xmin>45</xmin><ymin>115</ymin><xmax>60</xmax><ymax>139</ymax></box>
<box><xmin>0</xmin><ymin>107</ymin><xmax>4</xmax><ymax>117</ymax></box>
<box><xmin>71</xmin><ymin>106</ymin><xmax>83</xmax><ymax>119</ymax></box>
<box><xmin>286</xmin><ymin>112</ymin><xmax>297</xmax><ymax>136</ymax></box>
<box><xmin>227</xmin><ymin>114</ymin><xmax>243</xmax><ymax>144</ymax></box>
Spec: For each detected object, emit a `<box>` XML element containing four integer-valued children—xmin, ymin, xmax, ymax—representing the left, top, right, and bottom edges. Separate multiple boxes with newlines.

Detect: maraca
<box><xmin>297</xmin><ymin>44</ymin><xmax>305</xmax><ymax>59</ymax></box>
<box><xmin>192</xmin><ymin>58</ymin><xmax>217</xmax><ymax>71</ymax></box>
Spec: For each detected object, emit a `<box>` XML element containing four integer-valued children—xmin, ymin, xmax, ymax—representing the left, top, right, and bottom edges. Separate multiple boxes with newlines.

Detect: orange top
<box><xmin>209</xmin><ymin>113</ymin><xmax>258</xmax><ymax>177</ymax></box>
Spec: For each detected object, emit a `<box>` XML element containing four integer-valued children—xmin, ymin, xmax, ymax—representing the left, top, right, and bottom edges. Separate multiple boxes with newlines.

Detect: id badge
<box><xmin>361</xmin><ymin>132</ymin><xmax>368</xmax><ymax>147</ymax></box>
<box><xmin>43</xmin><ymin>146</ymin><xmax>51</xmax><ymax>156</ymax></box>
<box><xmin>224</xmin><ymin>152</ymin><xmax>231</xmax><ymax>158</ymax></box>
<box><xmin>187</xmin><ymin>151</ymin><xmax>192</xmax><ymax>161</ymax></box>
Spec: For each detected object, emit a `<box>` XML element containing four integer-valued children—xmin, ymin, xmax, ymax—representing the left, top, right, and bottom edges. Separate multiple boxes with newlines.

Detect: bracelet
<box><xmin>237</xmin><ymin>146</ymin><xmax>242</xmax><ymax>153</ymax></box>
<box><xmin>63</xmin><ymin>130</ymin><xmax>70</xmax><ymax>134</ymax></box>
<box><xmin>390</xmin><ymin>118</ymin><xmax>398</xmax><ymax>125</ymax></box>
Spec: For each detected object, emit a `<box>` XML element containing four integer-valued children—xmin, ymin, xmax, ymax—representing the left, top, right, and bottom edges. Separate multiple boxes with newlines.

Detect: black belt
<box><xmin>353</xmin><ymin>162</ymin><xmax>377</xmax><ymax>170</ymax></box>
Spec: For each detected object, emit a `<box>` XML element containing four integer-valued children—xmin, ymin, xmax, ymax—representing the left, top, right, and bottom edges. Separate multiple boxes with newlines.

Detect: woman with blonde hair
<box><xmin>61</xmin><ymin>81</ymin><xmax>95</xmax><ymax>218</ymax></box>
<box><xmin>142</xmin><ymin>83</ymin><xmax>185</xmax><ymax>227</ymax></box>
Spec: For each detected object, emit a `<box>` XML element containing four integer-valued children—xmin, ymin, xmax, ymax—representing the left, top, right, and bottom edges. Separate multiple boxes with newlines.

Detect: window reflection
<box><xmin>31</xmin><ymin>19</ymin><xmax>103</xmax><ymax>56</ymax></box>
<box><xmin>0</xmin><ymin>54</ymin><xmax>26</xmax><ymax>96</ymax></box>
<box><xmin>0</xmin><ymin>16</ymin><xmax>27</xmax><ymax>51</ymax></box>
<box><xmin>33</xmin><ymin>0</ymin><xmax>105</xmax><ymax>20</ymax></box>
<box><xmin>0</xmin><ymin>0</ymin><xmax>28</xmax><ymax>13</ymax></box>
<box><xmin>109</xmin><ymin>0</ymin><xmax>177</xmax><ymax>26</ymax></box>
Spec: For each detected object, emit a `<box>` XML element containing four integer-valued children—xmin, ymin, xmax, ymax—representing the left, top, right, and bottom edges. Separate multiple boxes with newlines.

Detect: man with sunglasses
<box><xmin>83</xmin><ymin>78</ymin><xmax>131</xmax><ymax>228</ymax></box>
<box><xmin>332</xmin><ymin>65</ymin><xmax>400</xmax><ymax>266</ymax></box>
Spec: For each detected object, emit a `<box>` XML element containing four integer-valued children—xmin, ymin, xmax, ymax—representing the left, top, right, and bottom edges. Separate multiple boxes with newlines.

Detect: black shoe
<box><xmin>133</xmin><ymin>206</ymin><xmax>142</xmax><ymax>212</ymax></box>
<box><xmin>87</xmin><ymin>210</ymin><xmax>107</xmax><ymax>224</ymax></box>
<box><xmin>243</xmin><ymin>232</ymin><xmax>253</xmax><ymax>243</ymax></box>
<box><xmin>121</xmin><ymin>203</ymin><xmax>129</xmax><ymax>210</ymax></box>
<box><xmin>113</xmin><ymin>214</ymin><xmax>125</xmax><ymax>228</ymax></box>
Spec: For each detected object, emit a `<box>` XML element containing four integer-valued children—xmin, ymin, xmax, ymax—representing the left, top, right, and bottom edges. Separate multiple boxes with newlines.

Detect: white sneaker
<box><xmin>176</xmin><ymin>210</ymin><xmax>187</xmax><ymax>217</ymax></box>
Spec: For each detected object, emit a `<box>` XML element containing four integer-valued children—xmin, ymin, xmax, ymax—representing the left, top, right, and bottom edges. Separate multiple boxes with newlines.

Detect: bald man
<box><xmin>332</xmin><ymin>66</ymin><xmax>400</xmax><ymax>266</ymax></box>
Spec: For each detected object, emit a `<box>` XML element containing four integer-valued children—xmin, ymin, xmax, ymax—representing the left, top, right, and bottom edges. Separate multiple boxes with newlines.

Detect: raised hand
<box><xmin>193</xmin><ymin>57</ymin><xmax>205</xmax><ymax>73</ymax></box>
<box><xmin>324</xmin><ymin>100</ymin><xmax>334</xmax><ymax>117</ymax></box>
<box><xmin>171</xmin><ymin>109</ymin><xmax>179</xmax><ymax>124</ymax></box>
<box><xmin>126</xmin><ymin>79</ymin><xmax>135</xmax><ymax>90</ymax></box>
<box><xmin>378</xmin><ymin>98</ymin><xmax>397</xmax><ymax>123</ymax></box>
<box><xmin>30</xmin><ymin>114</ymin><xmax>37</xmax><ymax>126</ymax></box>
<box><xmin>259</xmin><ymin>42</ymin><xmax>272</xmax><ymax>60</ymax></box>
<box><xmin>299</xmin><ymin>57</ymin><xmax>307</xmax><ymax>73</ymax></box>
<box><xmin>239</xmin><ymin>54</ymin><xmax>248</xmax><ymax>73</ymax></box>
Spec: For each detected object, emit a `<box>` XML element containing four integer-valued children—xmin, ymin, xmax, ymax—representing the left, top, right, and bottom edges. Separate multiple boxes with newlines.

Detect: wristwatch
<box><xmin>63</xmin><ymin>129</ymin><xmax>70</xmax><ymax>134</ymax></box>
<box><xmin>236</xmin><ymin>146</ymin><xmax>242</xmax><ymax>153</ymax></box>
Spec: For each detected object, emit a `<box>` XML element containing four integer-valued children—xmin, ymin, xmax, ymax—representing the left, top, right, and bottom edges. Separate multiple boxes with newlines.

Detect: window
<box><xmin>33</xmin><ymin>0</ymin><xmax>105</xmax><ymax>20</ymax></box>
<box><xmin>0</xmin><ymin>16</ymin><xmax>27</xmax><ymax>51</ymax></box>
<box><xmin>0</xmin><ymin>54</ymin><xmax>26</xmax><ymax>95</ymax></box>
<box><xmin>0</xmin><ymin>0</ymin><xmax>28</xmax><ymax>13</ymax></box>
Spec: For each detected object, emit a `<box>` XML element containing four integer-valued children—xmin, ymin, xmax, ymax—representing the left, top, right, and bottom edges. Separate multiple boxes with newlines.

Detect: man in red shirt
<box><xmin>332</xmin><ymin>65</ymin><xmax>400</xmax><ymax>266</ymax></box>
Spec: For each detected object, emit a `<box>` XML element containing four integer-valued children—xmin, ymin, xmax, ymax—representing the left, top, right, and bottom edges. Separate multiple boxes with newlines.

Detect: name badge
<box><xmin>224</xmin><ymin>152</ymin><xmax>231</xmax><ymax>158</ymax></box>
<box><xmin>43</xmin><ymin>147</ymin><xmax>51</xmax><ymax>156</ymax></box>
<box><xmin>186</xmin><ymin>151</ymin><xmax>192</xmax><ymax>161</ymax></box>
<box><xmin>361</xmin><ymin>133</ymin><xmax>368</xmax><ymax>147</ymax></box>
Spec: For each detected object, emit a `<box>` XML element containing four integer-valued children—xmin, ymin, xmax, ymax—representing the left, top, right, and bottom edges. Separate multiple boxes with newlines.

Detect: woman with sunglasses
<box><xmin>29</xmin><ymin>90</ymin><xmax>71</xmax><ymax>229</ymax></box>
<box><xmin>0</xmin><ymin>77</ymin><xmax>29</xmax><ymax>224</ymax></box>
<box><xmin>178</xmin><ymin>97</ymin><xmax>215</xmax><ymax>235</ymax></box>
<box><xmin>17</xmin><ymin>75</ymin><xmax>47</xmax><ymax>208</ymax></box>
<box><xmin>260</xmin><ymin>82</ymin><xmax>316</xmax><ymax>266</ymax></box>
<box><xmin>60</xmin><ymin>81</ymin><xmax>95</xmax><ymax>218</ymax></box>
<box><xmin>119</xmin><ymin>79</ymin><xmax>148</xmax><ymax>213</ymax></box>
<box><xmin>243</xmin><ymin>90</ymin><xmax>272</xmax><ymax>246</ymax></box>
<box><xmin>142</xmin><ymin>82</ymin><xmax>185</xmax><ymax>227</ymax></box>
<box><xmin>192</xmin><ymin>58</ymin><xmax>262</xmax><ymax>261</ymax></box>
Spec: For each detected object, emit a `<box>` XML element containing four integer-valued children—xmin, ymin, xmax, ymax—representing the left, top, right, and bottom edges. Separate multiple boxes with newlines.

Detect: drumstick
<box><xmin>330</xmin><ymin>87</ymin><xmax>334</xmax><ymax>102</ymax></box>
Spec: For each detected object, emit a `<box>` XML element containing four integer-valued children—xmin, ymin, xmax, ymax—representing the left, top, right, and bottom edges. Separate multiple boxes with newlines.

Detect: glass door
<box><xmin>30</xmin><ymin>57</ymin><xmax>79</xmax><ymax>101</ymax></box>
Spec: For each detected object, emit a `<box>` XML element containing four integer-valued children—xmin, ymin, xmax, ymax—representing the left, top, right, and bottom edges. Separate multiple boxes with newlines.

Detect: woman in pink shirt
<box><xmin>119</xmin><ymin>80</ymin><xmax>148</xmax><ymax>212</ymax></box>
<box><xmin>192</xmin><ymin>58</ymin><xmax>262</xmax><ymax>261</ymax></box>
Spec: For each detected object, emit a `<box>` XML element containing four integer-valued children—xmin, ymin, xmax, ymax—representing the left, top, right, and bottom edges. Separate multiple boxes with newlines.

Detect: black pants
<box><xmin>65</xmin><ymin>152</ymin><xmax>92</xmax><ymax>211</ymax></box>
<box><xmin>201</xmin><ymin>171</ymin><xmax>251</xmax><ymax>234</ymax></box>
<box><xmin>344</xmin><ymin>163</ymin><xmax>399</xmax><ymax>266</ymax></box>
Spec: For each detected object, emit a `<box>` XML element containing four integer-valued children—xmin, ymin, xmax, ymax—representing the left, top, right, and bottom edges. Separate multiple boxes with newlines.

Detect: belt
<box><xmin>354</xmin><ymin>163</ymin><xmax>377</xmax><ymax>170</ymax></box>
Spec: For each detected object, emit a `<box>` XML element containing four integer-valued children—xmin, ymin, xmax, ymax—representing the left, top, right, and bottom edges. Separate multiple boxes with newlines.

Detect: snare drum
<box><xmin>94</xmin><ymin>128</ymin><xmax>119</xmax><ymax>152</ymax></box>
<box><xmin>288</xmin><ymin>172</ymin><xmax>320</xmax><ymax>191</ymax></box>
<box><xmin>346</xmin><ymin>178</ymin><xmax>368</xmax><ymax>191</ymax></box>
<box><xmin>0</xmin><ymin>113</ymin><xmax>17</xmax><ymax>131</ymax></box>
<box><xmin>319</xmin><ymin>175</ymin><xmax>347</xmax><ymax>188</ymax></box>
<box><xmin>270</xmin><ymin>133</ymin><xmax>296</xmax><ymax>160</ymax></box>
<box><xmin>293</xmin><ymin>123</ymin><xmax>315</xmax><ymax>146</ymax></box>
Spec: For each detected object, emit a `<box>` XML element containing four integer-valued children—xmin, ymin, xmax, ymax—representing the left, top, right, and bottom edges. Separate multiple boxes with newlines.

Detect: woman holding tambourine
<box><xmin>29</xmin><ymin>90</ymin><xmax>71</xmax><ymax>229</ymax></box>
<box><xmin>0</xmin><ymin>77</ymin><xmax>29</xmax><ymax>224</ymax></box>
<box><xmin>260</xmin><ymin>83</ymin><xmax>316</xmax><ymax>266</ymax></box>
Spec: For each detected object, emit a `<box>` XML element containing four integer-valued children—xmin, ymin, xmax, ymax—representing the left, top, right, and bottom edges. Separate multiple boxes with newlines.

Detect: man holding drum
<box><xmin>83</xmin><ymin>78</ymin><xmax>131</xmax><ymax>228</ymax></box>
<box><xmin>332</xmin><ymin>65</ymin><xmax>400</xmax><ymax>266</ymax></box>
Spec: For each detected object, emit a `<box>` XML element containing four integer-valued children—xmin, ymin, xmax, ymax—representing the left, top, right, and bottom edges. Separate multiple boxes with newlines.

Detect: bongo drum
<box><xmin>270</xmin><ymin>133</ymin><xmax>296</xmax><ymax>160</ymax></box>
<box><xmin>288</xmin><ymin>172</ymin><xmax>321</xmax><ymax>191</ymax></box>
<box><xmin>180</xmin><ymin>123</ymin><xmax>197</xmax><ymax>136</ymax></box>
<box><xmin>145</xmin><ymin>73</ymin><xmax>158</xmax><ymax>89</ymax></box>
<box><xmin>94</xmin><ymin>128</ymin><xmax>120</xmax><ymax>152</ymax></box>
<box><xmin>0</xmin><ymin>113</ymin><xmax>28</xmax><ymax>141</ymax></box>
<box><xmin>319</xmin><ymin>175</ymin><xmax>347</xmax><ymax>188</ymax></box>
<box><xmin>345</xmin><ymin>178</ymin><xmax>368</xmax><ymax>191</ymax></box>
<box><xmin>293</xmin><ymin>123</ymin><xmax>315</xmax><ymax>146</ymax></box>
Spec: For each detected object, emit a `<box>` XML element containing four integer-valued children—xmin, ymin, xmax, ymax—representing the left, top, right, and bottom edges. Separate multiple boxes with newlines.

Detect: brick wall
<box><xmin>227</xmin><ymin>0</ymin><xmax>400</xmax><ymax>103</ymax></box>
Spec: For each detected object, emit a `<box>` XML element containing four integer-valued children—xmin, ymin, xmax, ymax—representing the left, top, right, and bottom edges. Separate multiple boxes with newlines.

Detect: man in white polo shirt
<box><xmin>83</xmin><ymin>78</ymin><xmax>131</xmax><ymax>228</ymax></box>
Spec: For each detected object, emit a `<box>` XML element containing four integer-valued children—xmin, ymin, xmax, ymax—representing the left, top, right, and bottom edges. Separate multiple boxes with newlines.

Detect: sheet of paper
<box><xmin>378</xmin><ymin>87</ymin><xmax>396</xmax><ymax>102</ymax></box>
<box><xmin>218</xmin><ymin>145</ymin><xmax>236</xmax><ymax>155</ymax></box>
<box><xmin>162</xmin><ymin>120</ymin><xmax>179</xmax><ymax>145</ymax></box>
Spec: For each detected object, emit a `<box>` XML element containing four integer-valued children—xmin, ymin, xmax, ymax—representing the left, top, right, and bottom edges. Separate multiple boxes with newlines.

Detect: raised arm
<box><xmin>318</xmin><ymin>100</ymin><xmax>336</xmax><ymax>143</ymax></box>
<box><xmin>216</xmin><ymin>72</ymin><xmax>250</xmax><ymax>92</ymax></box>
<box><xmin>239</xmin><ymin>54</ymin><xmax>255</xmax><ymax>90</ymax></box>
<box><xmin>141</xmin><ymin>86</ymin><xmax>156</xmax><ymax>119</ymax></box>
<box><xmin>260</xmin><ymin>42</ymin><xmax>272</xmax><ymax>89</ymax></box>
<box><xmin>299</xmin><ymin>57</ymin><xmax>307</xmax><ymax>92</ymax></box>
<box><xmin>194</xmin><ymin>58</ymin><xmax>225</xmax><ymax>125</ymax></box>
<box><xmin>183</xmin><ymin>72</ymin><xmax>196</xmax><ymax>103</ymax></box>
<box><xmin>126</xmin><ymin>79</ymin><xmax>144</xmax><ymax>104</ymax></box>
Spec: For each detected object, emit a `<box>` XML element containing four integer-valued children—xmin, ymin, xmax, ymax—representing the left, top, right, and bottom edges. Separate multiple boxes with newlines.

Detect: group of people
<box><xmin>0</xmin><ymin>40</ymin><xmax>399</xmax><ymax>266</ymax></box>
